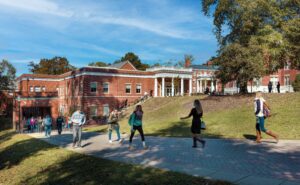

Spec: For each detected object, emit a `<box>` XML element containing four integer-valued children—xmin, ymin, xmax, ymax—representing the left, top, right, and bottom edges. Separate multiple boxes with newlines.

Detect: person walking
<box><xmin>268</xmin><ymin>81</ymin><xmax>273</xmax><ymax>93</ymax></box>
<box><xmin>43</xmin><ymin>115</ymin><xmax>52</xmax><ymax>137</ymax></box>
<box><xmin>180</xmin><ymin>99</ymin><xmax>206</xmax><ymax>148</ymax></box>
<box><xmin>277</xmin><ymin>82</ymin><xmax>280</xmax><ymax>93</ymax></box>
<box><xmin>37</xmin><ymin>116</ymin><xmax>43</xmax><ymax>133</ymax></box>
<box><xmin>71</xmin><ymin>108</ymin><xmax>86</xmax><ymax>148</ymax></box>
<box><xmin>56</xmin><ymin>115</ymin><xmax>64</xmax><ymax>135</ymax></box>
<box><xmin>128</xmin><ymin>105</ymin><xmax>147</xmax><ymax>150</ymax></box>
<box><xmin>30</xmin><ymin>116</ymin><xmax>36</xmax><ymax>133</ymax></box>
<box><xmin>107</xmin><ymin>108</ymin><xmax>122</xmax><ymax>143</ymax></box>
<box><xmin>254</xmin><ymin>92</ymin><xmax>279</xmax><ymax>143</ymax></box>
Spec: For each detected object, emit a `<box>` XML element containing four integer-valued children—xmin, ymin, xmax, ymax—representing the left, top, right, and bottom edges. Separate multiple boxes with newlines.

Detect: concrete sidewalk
<box><xmin>29</xmin><ymin>131</ymin><xmax>300</xmax><ymax>185</ymax></box>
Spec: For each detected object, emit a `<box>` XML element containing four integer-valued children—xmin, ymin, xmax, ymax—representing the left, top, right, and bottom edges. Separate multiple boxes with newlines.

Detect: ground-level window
<box><xmin>30</xmin><ymin>86</ymin><xmax>34</xmax><ymax>92</ymax></box>
<box><xmin>136</xmin><ymin>84</ymin><xmax>141</xmax><ymax>94</ymax></box>
<box><xmin>90</xmin><ymin>106</ymin><xmax>97</xmax><ymax>117</ymax></box>
<box><xmin>125</xmin><ymin>84</ymin><xmax>131</xmax><ymax>94</ymax></box>
<box><xmin>34</xmin><ymin>86</ymin><xmax>41</xmax><ymax>92</ymax></box>
<box><xmin>90</xmin><ymin>82</ymin><xmax>97</xmax><ymax>93</ymax></box>
<box><xmin>103</xmin><ymin>104</ymin><xmax>109</xmax><ymax>116</ymax></box>
<box><xmin>103</xmin><ymin>82</ymin><xmax>109</xmax><ymax>93</ymax></box>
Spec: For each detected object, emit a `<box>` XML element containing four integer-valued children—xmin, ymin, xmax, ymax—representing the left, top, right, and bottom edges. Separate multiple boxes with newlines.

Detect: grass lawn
<box><xmin>85</xmin><ymin>93</ymin><xmax>300</xmax><ymax>139</ymax></box>
<box><xmin>0</xmin><ymin>130</ymin><xmax>230</xmax><ymax>185</ymax></box>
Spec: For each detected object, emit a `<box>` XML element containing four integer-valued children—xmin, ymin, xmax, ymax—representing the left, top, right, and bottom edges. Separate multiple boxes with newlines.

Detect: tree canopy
<box><xmin>0</xmin><ymin>60</ymin><xmax>16</xmax><ymax>90</ymax></box>
<box><xmin>201</xmin><ymin>0</ymin><xmax>300</xmax><ymax>92</ymax></box>
<box><xmin>28</xmin><ymin>56</ymin><xmax>76</xmax><ymax>75</ymax></box>
<box><xmin>88</xmin><ymin>61</ymin><xmax>108</xmax><ymax>67</ymax></box>
<box><xmin>115</xmin><ymin>52</ymin><xmax>149</xmax><ymax>71</ymax></box>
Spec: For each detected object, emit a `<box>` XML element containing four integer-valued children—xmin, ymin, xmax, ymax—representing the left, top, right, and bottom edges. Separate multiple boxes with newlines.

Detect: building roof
<box><xmin>190</xmin><ymin>65</ymin><xmax>219</xmax><ymax>70</ymax></box>
<box><xmin>109</xmin><ymin>60</ymin><xmax>137</xmax><ymax>70</ymax></box>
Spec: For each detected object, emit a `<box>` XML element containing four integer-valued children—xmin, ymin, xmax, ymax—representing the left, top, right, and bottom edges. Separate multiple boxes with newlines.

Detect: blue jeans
<box><xmin>256</xmin><ymin>117</ymin><xmax>267</xmax><ymax>132</ymax></box>
<box><xmin>108</xmin><ymin>124</ymin><xmax>121</xmax><ymax>140</ymax></box>
<box><xmin>45</xmin><ymin>125</ymin><xmax>51</xmax><ymax>137</ymax></box>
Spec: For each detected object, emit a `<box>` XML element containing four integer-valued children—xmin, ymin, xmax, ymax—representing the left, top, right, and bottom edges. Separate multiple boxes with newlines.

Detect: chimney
<box><xmin>185</xmin><ymin>58</ymin><xmax>191</xmax><ymax>68</ymax></box>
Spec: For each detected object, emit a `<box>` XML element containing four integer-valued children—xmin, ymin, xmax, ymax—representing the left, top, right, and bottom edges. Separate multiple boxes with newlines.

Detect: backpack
<box><xmin>263</xmin><ymin>103</ymin><xmax>271</xmax><ymax>118</ymax></box>
<box><xmin>128</xmin><ymin>113</ymin><xmax>135</xmax><ymax>126</ymax></box>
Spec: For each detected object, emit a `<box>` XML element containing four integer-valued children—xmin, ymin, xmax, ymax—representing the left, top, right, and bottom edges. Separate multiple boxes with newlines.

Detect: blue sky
<box><xmin>0</xmin><ymin>0</ymin><xmax>218</xmax><ymax>76</ymax></box>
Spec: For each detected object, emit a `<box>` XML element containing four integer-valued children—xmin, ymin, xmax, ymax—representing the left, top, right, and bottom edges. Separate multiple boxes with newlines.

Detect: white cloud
<box><xmin>0</xmin><ymin>0</ymin><xmax>73</xmax><ymax>17</ymax></box>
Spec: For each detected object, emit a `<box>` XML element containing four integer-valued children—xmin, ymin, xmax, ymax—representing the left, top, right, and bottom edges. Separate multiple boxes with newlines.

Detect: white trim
<box><xmin>154</xmin><ymin>73</ymin><xmax>192</xmax><ymax>78</ymax></box>
<box><xmin>122</xmin><ymin>61</ymin><xmax>137</xmax><ymax>70</ymax></box>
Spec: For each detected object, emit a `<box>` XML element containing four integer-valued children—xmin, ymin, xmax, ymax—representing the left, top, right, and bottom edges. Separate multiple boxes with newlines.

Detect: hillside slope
<box><xmin>87</xmin><ymin>93</ymin><xmax>300</xmax><ymax>139</ymax></box>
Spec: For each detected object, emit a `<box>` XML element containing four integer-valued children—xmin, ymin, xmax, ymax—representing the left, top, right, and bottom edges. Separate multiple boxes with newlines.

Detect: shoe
<box><xmin>109</xmin><ymin>140</ymin><xmax>113</xmax><ymax>144</ymax></box>
<box><xmin>192</xmin><ymin>145</ymin><xmax>197</xmax><ymax>148</ymax></box>
<box><xmin>143</xmin><ymin>145</ymin><xmax>148</xmax><ymax>150</ymax></box>
<box><xmin>202</xmin><ymin>140</ymin><xmax>206</xmax><ymax>148</ymax></box>
<box><xmin>77</xmin><ymin>145</ymin><xmax>82</xmax><ymax>148</ymax></box>
<box><xmin>275</xmin><ymin>135</ymin><xmax>279</xmax><ymax>143</ymax></box>
<box><xmin>118</xmin><ymin>138</ymin><xmax>123</xmax><ymax>143</ymax></box>
<box><xmin>256</xmin><ymin>140</ymin><xmax>262</xmax><ymax>143</ymax></box>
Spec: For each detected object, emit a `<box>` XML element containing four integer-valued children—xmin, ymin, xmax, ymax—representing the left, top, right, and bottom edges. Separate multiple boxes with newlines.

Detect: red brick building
<box><xmin>13</xmin><ymin>60</ymin><xmax>299</xmax><ymax>127</ymax></box>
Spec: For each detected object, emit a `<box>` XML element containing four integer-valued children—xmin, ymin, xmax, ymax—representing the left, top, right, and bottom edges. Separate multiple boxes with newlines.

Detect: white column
<box><xmin>211</xmin><ymin>80</ymin><xmax>215</xmax><ymax>92</ymax></box>
<box><xmin>181</xmin><ymin>78</ymin><xmax>184</xmax><ymax>96</ymax></box>
<box><xmin>171</xmin><ymin>78</ymin><xmax>174</xmax><ymax>96</ymax></box>
<box><xmin>154</xmin><ymin>78</ymin><xmax>158</xmax><ymax>97</ymax></box>
<box><xmin>196</xmin><ymin>80</ymin><xmax>199</xmax><ymax>93</ymax></box>
<box><xmin>162</xmin><ymin>77</ymin><xmax>165</xmax><ymax>97</ymax></box>
<box><xmin>189</xmin><ymin>78</ymin><xmax>192</xmax><ymax>96</ymax></box>
<box><xmin>200</xmin><ymin>80</ymin><xmax>203</xmax><ymax>93</ymax></box>
<box><xmin>204</xmin><ymin>80</ymin><xmax>207</xmax><ymax>90</ymax></box>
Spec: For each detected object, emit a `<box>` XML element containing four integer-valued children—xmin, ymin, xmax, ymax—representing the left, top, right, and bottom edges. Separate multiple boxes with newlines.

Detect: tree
<box><xmin>28</xmin><ymin>56</ymin><xmax>76</xmax><ymax>75</ymax></box>
<box><xmin>116</xmin><ymin>52</ymin><xmax>150</xmax><ymax>71</ymax></box>
<box><xmin>201</xmin><ymin>0</ymin><xmax>300</xmax><ymax>92</ymax></box>
<box><xmin>292</xmin><ymin>74</ymin><xmax>300</xmax><ymax>92</ymax></box>
<box><xmin>88</xmin><ymin>61</ymin><xmax>108</xmax><ymax>67</ymax></box>
<box><xmin>0</xmin><ymin>60</ymin><xmax>16</xmax><ymax>90</ymax></box>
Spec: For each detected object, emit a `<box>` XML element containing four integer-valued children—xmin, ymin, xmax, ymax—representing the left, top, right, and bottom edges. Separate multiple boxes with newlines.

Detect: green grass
<box><xmin>0</xmin><ymin>130</ymin><xmax>230</xmax><ymax>185</ymax></box>
<box><xmin>85</xmin><ymin>93</ymin><xmax>300</xmax><ymax>139</ymax></box>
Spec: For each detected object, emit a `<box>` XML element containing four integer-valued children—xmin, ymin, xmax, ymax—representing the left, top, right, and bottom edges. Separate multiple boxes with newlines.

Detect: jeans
<box><xmin>57</xmin><ymin>123</ymin><xmax>62</xmax><ymax>134</ymax></box>
<box><xmin>256</xmin><ymin>117</ymin><xmax>267</xmax><ymax>132</ymax></box>
<box><xmin>45</xmin><ymin>125</ymin><xmax>51</xmax><ymax>137</ymax></box>
<box><xmin>73</xmin><ymin>124</ymin><xmax>82</xmax><ymax>146</ymax></box>
<box><xmin>108</xmin><ymin>124</ymin><xmax>121</xmax><ymax>140</ymax></box>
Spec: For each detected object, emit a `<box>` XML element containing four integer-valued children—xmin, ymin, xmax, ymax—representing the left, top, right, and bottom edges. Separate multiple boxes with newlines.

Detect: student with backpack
<box><xmin>128</xmin><ymin>105</ymin><xmax>147</xmax><ymax>150</ymax></box>
<box><xmin>107</xmin><ymin>108</ymin><xmax>123</xmax><ymax>143</ymax></box>
<box><xmin>254</xmin><ymin>92</ymin><xmax>278</xmax><ymax>143</ymax></box>
<box><xmin>180</xmin><ymin>99</ymin><xmax>206</xmax><ymax>148</ymax></box>
<box><xmin>56</xmin><ymin>115</ymin><xmax>64</xmax><ymax>135</ymax></box>
<box><xmin>43</xmin><ymin>115</ymin><xmax>52</xmax><ymax>138</ymax></box>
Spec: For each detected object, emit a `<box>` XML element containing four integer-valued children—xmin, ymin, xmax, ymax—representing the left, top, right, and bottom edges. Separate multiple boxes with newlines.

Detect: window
<box><xmin>136</xmin><ymin>84</ymin><xmax>141</xmax><ymax>94</ymax></box>
<box><xmin>103</xmin><ymin>82</ymin><xmax>109</xmax><ymax>93</ymax></box>
<box><xmin>103</xmin><ymin>104</ymin><xmax>109</xmax><ymax>116</ymax></box>
<box><xmin>34</xmin><ymin>86</ymin><xmax>41</xmax><ymax>92</ymax></box>
<box><xmin>125</xmin><ymin>84</ymin><xmax>131</xmax><ymax>94</ymax></box>
<box><xmin>30</xmin><ymin>86</ymin><xmax>34</xmax><ymax>92</ymax></box>
<box><xmin>90</xmin><ymin>82</ymin><xmax>97</xmax><ymax>93</ymax></box>
<box><xmin>90</xmin><ymin>106</ymin><xmax>97</xmax><ymax>117</ymax></box>
<box><xmin>42</xmin><ymin>86</ymin><xmax>46</xmax><ymax>92</ymax></box>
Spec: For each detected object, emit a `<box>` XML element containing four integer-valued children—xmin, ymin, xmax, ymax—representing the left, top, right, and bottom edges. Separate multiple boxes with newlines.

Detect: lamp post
<box><xmin>17</xmin><ymin>95</ymin><xmax>21</xmax><ymax>133</ymax></box>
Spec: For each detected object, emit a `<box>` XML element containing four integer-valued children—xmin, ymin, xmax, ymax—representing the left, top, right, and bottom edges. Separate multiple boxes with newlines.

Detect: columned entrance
<box><xmin>154</xmin><ymin>77</ymin><xmax>192</xmax><ymax>97</ymax></box>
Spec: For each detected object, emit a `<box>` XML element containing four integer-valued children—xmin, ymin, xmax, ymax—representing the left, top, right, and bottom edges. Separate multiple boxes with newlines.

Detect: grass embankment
<box><xmin>85</xmin><ymin>93</ymin><xmax>300</xmax><ymax>139</ymax></box>
<box><xmin>0</xmin><ymin>130</ymin><xmax>230</xmax><ymax>185</ymax></box>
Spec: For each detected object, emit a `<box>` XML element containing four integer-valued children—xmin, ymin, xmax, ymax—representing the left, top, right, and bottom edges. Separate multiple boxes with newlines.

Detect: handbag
<box><xmin>263</xmin><ymin>103</ymin><xmax>271</xmax><ymax>118</ymax></box>
<box><xmin>201</xmin><ymin>119</ymin><xmax>206</xmax><ymax>130</ymax></box>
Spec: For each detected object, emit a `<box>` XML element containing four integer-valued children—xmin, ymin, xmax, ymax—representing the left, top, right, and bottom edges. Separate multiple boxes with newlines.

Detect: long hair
<box><xmin>134</xmin><ymin>104</ymin><xmax>143</xmax><ymax>113</ymax></box>
<box><xmin>194</xmin><ymin>99</ymin><xmax>203</xmax><ymax>114</ymax></box>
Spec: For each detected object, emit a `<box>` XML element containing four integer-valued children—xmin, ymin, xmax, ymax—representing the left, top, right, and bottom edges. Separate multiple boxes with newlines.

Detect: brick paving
<box><xmin>30</xmin><ymin>131</ymin><xmax>300</xmax><ymax>185</ymax></box>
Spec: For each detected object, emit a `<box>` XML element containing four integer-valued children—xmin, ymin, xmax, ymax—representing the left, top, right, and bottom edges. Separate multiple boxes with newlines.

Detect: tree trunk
<box><xmin>239</xmin><ymin>82</ymin><xmax>248</xmax><ymax>94</ymax></box>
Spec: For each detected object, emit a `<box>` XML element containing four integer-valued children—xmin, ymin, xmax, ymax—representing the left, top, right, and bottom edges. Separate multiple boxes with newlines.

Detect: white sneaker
<box><xmin>109</xmin><ymin>140</ymin><xmax>112</xmax><ymax>144</ymax></box>
<box><xmin>118</xmin><ymin>138</ymin><xmax>124</xmax><ymax>143</ymax></box>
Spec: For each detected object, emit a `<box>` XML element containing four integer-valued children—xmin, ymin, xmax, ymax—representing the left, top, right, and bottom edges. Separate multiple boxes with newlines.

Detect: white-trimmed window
<box><xmin>103</xmin><ymin>82</ymin><xmax>109</xmax><ymax>93</ymax></box>
<box><xmin>90</xmin><ymin>106</ymin><xmax>97</xmax><ymax>117</ymax></box>
<box><xmin>34</xmin><ymin>86</ymin><xmax>41</xmax><ymax>92</ymax></box>
<box><xmin>136</xmin><ymin>84</ymin><xmax>141</xmax><ymax>94</ymax></box>
<box><xmin>125</xmin><ymin>84</ymin><xmax>131</xmax><ymax>94</ymax></box>
<box><xmin>90</xmin><ymin>82</ymin><xmax>97</xmax><ymax>93</ymax></box>
<box><xmin>103</xmin><ymin>104</ymin><xmax>110</xmax><ymax>116</ymax></box>
<box><xmin>42</xmin><ymin>86</ymin><xmax>46</xmax><ymax>92</ymax></box>
<box><xmin>30</xmin><ymin>86</ymin><xmax>34</xmax><ymax>92</ymax></box>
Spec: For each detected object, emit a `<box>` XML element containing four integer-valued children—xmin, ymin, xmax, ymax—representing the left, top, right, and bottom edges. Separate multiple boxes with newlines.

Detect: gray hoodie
<box><xmin>71</xmin><ymin>111</ymin><xmax>86</xmax><ymax>126</ymax></box>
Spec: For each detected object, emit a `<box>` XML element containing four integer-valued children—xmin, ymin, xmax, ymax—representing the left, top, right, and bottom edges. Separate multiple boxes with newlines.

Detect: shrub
<box><xmin>292</xmin><ymin>74</ymin><xmax>300</xmax><ymax>92</ymax></box>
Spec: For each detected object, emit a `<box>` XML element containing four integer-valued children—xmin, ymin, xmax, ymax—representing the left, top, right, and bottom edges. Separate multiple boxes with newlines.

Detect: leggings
<box><xmin>129</xmin><ymin>125</ymin><xmax>145</xmax><ymax>143</ymax></box>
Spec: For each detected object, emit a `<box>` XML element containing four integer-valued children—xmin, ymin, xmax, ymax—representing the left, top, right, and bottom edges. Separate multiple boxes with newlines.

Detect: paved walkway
<box><xmin>29</xmin><ymin>131</ymin><xmax>300</xmax><ymax>185</ymax></box>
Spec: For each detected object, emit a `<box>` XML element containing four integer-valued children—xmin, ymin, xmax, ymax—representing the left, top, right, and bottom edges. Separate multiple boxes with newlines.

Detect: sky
<box><xmin>0</xmin><ymin>0</ymin><xmax>218</xmax><ymax>76</ymax></box>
